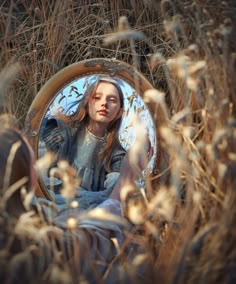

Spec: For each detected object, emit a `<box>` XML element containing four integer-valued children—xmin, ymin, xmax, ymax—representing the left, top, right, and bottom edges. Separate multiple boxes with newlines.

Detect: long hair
<box><xmin>57</xmin><ymin>76</ymin><xmax>124</xmax><ymax>171</ymax></box>
<box><xmin>0</xmin><ymin>128</ymin><xmax>33</xmax><ymax>216</ymax></box>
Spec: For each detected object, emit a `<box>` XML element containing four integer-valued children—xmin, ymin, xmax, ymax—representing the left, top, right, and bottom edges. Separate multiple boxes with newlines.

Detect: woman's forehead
<box><xmin>97</xmin><ymin>81</ymin><xmax>118</xmax><ymax>87</ymax></box>
<box><xmin>96</xmin><ymin>82</ymin><xmax>120</xmax><ymax>94</ymax></box>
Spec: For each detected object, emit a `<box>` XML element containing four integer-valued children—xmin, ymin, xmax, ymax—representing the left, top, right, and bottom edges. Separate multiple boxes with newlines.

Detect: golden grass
<box><xmin>0</xmin><ymin>0</ymin><xmax>236</xmax><ymax>283</ymax></box>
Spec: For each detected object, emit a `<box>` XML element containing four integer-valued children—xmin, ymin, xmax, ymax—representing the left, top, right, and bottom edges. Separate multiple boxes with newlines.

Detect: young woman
<box><xmin>42</xmin><ymin>76</ymin><xmax>127</xmax><ymax>209</ymax></box>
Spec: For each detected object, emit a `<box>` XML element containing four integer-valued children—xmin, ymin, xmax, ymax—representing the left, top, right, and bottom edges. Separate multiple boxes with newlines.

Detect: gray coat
<box><xmin>42</xmin><ymin>117</ymin><xmax>126</xmax><ymax>208</ymax></box>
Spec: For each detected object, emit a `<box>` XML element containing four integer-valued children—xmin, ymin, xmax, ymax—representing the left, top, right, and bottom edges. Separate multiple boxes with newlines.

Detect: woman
<box><xmin>42</xmin><ymin>76</ymin><xmax>127</xmax><ymax>209</ymax></box>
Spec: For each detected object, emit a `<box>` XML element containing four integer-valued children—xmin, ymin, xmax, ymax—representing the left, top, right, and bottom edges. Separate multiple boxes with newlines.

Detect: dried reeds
<box><xmin>0</xmin><ymin>0</ymin><xmax>236</xmax><ymax>283</ymax></box>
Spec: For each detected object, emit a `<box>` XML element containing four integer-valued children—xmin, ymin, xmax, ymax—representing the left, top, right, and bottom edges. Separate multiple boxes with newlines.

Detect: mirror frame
<box><xmin>25</xmin><ymin>58</ymin><xmax>157</xmax><ymax>200</ymax></box>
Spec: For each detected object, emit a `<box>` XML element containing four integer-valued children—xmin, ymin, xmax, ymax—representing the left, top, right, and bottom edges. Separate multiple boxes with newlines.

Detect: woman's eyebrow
<box><xmin>94</xmin><ymin>93</ymin><xmax>118</xmax><ymax>99</ymax></box>
<box><xmin>93</xmin><ymin>92</ymin><xmax>102</xmax><ymax>96</ymax></box>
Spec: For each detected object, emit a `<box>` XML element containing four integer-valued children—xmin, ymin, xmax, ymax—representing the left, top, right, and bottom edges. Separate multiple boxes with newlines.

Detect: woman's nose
<box><xmin>101</xmin><ymin>98</ymin><xmax>107</xmax><ymax>107</ymax></box>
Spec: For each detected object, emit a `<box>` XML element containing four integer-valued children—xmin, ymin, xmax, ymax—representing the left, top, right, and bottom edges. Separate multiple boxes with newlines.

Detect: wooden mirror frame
<box><xmin>25</xmin><ymin>58</ymin><xmax>157</xmax><ymax>200</ymax></box>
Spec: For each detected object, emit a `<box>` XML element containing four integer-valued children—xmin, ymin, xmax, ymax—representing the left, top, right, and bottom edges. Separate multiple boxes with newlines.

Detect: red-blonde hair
<box><xmin>57</xmin><ymin>76</ymin><xmax>124</xmax><ymax>171</ymax></box>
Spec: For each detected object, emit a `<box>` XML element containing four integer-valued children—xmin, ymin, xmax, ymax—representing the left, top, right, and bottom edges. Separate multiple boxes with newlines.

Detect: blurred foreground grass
<box><xmin>0</xmin><ymin>0</ymin><xmax>236</xmax><ymax>283</ymax></box>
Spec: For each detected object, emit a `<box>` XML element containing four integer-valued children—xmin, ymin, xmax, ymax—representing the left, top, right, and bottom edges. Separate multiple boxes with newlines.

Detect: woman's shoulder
<box><xmin>112</xmin><ymin>138</ymin><xmax>127</xmax><ymax>157</ymax></box>
<box><xmin>44</xmin><ymin>117</ymin><xmax>83</xmax><ymax>137</ymax></box>
<box><xmin>43</xmin><ymin>117</ymin><xmax>66</xmax><ymax>131</ymax></box>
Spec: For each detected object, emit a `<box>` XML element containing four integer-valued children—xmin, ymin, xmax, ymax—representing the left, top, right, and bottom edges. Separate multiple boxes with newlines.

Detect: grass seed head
<box><xmin>67</xmin><ymin>217</ymin><xmax>78</xmax><ymax>230</ymax></box>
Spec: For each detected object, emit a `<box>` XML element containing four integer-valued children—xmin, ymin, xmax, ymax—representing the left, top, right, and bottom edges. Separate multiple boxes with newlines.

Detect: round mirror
<box><xmin>25</xmin><ymin>58</ymin><xmax>157</xmax><ymax>200</ymax></box>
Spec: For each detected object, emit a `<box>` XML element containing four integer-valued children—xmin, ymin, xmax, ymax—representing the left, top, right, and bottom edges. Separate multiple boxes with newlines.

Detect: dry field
<box><xmin>0</xmin><ymin>0</ymin><xmax>236</xmax><ymax>283</ymax></box>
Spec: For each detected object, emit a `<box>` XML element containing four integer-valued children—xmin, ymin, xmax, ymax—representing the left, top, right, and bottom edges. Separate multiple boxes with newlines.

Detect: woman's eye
<box><xmin>93</xmin><ymin>96</ymin><xmax>100</xmax><ymax>100</ymax></box>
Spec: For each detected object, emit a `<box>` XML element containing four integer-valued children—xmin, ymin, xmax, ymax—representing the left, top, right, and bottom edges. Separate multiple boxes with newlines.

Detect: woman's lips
<box><xmin>98</xmin><ymin>110</ymin><xmax>108</xmax><ymax>115</ymax></box>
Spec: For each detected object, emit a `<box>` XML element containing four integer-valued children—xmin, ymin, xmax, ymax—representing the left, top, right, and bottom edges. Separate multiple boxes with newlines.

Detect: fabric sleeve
<box><xmin>104</xmin><ymin>172</ymin><xmax>120</xmax><ymax>191</ymax></box>
<box><xmin>42</xmin><ymin>118</ymin><xmax>64</xmax><ymax>154</ymax></box>
<box><xmin>96</xmin><ymin>198</ymin><xmax>122</xmax><ymax>217</ymax></box>
<box><xmin>110</xmin><ymin>147</ymin><xmax>126</xmax><ymax>172</ymax></box>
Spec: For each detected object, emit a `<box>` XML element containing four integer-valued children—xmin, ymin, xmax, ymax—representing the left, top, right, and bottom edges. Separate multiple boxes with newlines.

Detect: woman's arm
<box><xmin>42</xmin><ymin>118</ymin><xmax>64</xmax><ymax>154</ymax></box>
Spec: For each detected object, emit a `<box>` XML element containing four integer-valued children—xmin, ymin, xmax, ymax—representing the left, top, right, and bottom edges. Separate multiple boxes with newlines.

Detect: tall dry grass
<box><xmin>0</xmin><ymin>0</ymin><xmax>236</xmax><ymax>283</ymax></box>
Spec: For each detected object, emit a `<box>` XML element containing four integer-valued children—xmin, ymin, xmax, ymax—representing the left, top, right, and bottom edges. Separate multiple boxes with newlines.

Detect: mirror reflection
<box><xmin>38</xmin><ymin>75</ymin><xmax>156</xmax><ymax>207</ymax></box>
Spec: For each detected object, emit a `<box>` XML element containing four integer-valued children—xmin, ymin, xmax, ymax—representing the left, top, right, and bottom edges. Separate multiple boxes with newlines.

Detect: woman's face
<box><xmin>88</xmin><ymin>82</ymin><xmax>123</xmax><ymax>126</ymax></box>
